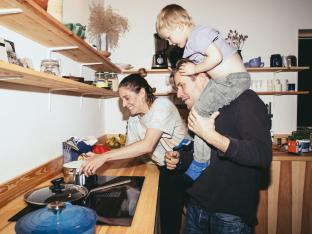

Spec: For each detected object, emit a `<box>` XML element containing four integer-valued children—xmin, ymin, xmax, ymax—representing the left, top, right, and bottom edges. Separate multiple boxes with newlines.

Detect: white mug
<box><xmin>281</xmin><ymin>79</ymin><xmax>288</xmax><ymax>91</ymax></box>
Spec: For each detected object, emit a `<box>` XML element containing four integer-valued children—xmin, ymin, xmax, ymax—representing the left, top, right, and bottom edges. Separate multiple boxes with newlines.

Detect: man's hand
<box><xmin>165</xmin><ymin>151</ymin><xmax>180</xmax><ymax>170</ymax></box>
<box><xmin>188</xmin><ymin>108</ymin><xmax>220</xmax><ymax>143</ymax></box>
<box><xmin>179</xmin><ymin>62</ymin><xmax>196</xmax><ymax>75</ymax></box>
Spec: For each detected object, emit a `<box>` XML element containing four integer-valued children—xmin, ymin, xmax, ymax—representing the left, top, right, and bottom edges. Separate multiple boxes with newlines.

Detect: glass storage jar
<box><xmin>40</xmin><ymin>59</ymin><xmax>61</xmax><ymax>76</ymax></box>
<box><xmin>95</xmin><ymin>72</ymin><xmax>109</xmax><ymax>88</ymax></box>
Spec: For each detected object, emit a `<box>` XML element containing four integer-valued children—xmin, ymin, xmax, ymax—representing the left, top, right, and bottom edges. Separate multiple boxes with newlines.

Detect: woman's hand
<box><xmin>165</xmin><ymin>151</ymin><xmax>180</xmax><ymax>170</ymax></box>
<box><xmin>80</xmin><ymin>152</ymin><xmax>107</xmax><ymax>177</ymax></box>
<box><xmin>188</xmin><ymin>108</ymin><xmax>220</xmax><ymax>143</ymax></box>
<box><xmin>179</xmin><ymin>63</ymin><xmax>196</xmax><ymax>75</ymax></box>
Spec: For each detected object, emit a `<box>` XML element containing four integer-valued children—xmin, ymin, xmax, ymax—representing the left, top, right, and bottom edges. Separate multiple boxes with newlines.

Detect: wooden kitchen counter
<box><xmin>256</xmin><ymin>151</ymin><xmax>312</xmax><ymax>234</ymax></box>
<box><xmin>0</xmin><ymin>158</ymin><xmax>159</xmax><ymax>234</ymax></box>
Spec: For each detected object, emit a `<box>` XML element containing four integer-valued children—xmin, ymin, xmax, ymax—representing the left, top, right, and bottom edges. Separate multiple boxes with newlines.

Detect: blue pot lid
<box><xmin>15</xmin><ymin>202</ymin><xmax>97</xmax><ymax>234</ymax></box>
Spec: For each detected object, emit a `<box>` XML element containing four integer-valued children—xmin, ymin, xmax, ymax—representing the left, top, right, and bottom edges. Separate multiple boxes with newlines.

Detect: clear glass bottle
<box><xmin>111</xmin><ymin>73</ymin><xmax>119</xmax><ymax>91</ymax></box>
<box><xmin>40</xmin><ymin>59</ymin><xmax>61</xmax><ymax>76</ymax></box>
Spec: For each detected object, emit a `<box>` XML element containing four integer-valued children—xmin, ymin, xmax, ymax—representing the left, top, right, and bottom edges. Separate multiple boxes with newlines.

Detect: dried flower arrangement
<box><xmin>88</xmin><ymin>2</ymin><xmax>129</xmax><ymax>50</ymax></box>
<box><xmin>225</xmin><ymin>30</ymin><xmax>248</xmax><ymax>51</ymax></box>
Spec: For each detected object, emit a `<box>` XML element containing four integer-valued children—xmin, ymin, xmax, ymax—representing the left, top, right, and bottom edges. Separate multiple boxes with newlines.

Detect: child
<box><xmin>156</xmin><ymin>4</ymin><xmax>251</xmax><ymax>181</ymax></box>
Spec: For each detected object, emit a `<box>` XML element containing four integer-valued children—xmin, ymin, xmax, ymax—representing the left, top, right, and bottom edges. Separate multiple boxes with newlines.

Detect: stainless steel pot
<box><xmin>62</xmin><ymin>160</ymin><xmax>85</xmax><ymax>184</ymax></box>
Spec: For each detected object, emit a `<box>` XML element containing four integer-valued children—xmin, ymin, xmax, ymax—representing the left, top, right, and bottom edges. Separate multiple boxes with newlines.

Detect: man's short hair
<box><xmin>169</xmin><ymin>59</ymin><xmax>196</xmax><ymax>89</ymax></box>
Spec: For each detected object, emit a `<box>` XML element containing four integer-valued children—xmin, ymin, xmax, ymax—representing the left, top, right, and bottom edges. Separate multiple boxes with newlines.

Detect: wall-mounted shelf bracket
<box><xmin>0</xmin><ymin>75</ymin><xmax>23</xmax><ymax>80</ymax></box>
<box><xmin>47</xmin><ymin>46</ymin><xmax>79</xmax><ymax>59</ymax></box>
<box><xmin>48</xmin><ymin>88</ymin><xmax>78</xmax><ymax>112</ymax></box>
<box><xmin>0</xmin><ymin>8</ymin><xmax>22</xmax><ymax>15</ymax></box>
<box><xmin>80</xmin><ymin>92</ymin><xmax>103</xmax><ymax>109</ymax></box>
<box><xmin>79</xmin><ymin>63</ymin><xmax>103</xmax><ymax>76</ymax></box>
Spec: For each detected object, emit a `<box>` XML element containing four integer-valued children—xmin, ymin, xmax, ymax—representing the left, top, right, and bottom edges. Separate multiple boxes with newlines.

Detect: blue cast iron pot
<box><xmin>15</xmin><ymin>201</ymin><xmax>97</xmax><ymax>234</ymax></box>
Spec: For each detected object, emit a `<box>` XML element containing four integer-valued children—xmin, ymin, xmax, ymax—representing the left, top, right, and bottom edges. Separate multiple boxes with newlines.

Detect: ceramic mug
<box><xmin>270</xmin><ymin>54</ymin><xmax>282</xmax><ymax>67</ymax></box>
<box><xmin>248</xmin><ymin>57</ymin><xmax>264</xmax><ymax>67</ymax></box>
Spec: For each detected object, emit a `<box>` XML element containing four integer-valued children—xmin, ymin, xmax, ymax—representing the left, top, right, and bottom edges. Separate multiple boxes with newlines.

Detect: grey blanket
<box><xmin>193</xmin><ymin>72</ymin><xmax>250</xmax><ymax>163</ymax></box>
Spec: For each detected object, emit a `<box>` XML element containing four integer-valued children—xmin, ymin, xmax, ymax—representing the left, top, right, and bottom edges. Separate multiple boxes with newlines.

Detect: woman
<box><xmin>80</xmin><ymin>73</ymin><xmax>187</xmax><ymax>234</ymax></box>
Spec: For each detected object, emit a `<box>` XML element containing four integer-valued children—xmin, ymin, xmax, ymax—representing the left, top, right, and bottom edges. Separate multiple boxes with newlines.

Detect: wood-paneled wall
<box><xmin>255</xmin><ymin>160</ymin><xmax>312</xmax><ymax>234</ymax></box>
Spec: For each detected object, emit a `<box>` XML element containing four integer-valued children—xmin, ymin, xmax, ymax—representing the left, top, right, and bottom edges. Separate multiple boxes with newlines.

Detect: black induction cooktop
<box><xmin>9</xmin><ymin>176</ymin><xmax>145</xmax><ymax>226</ymax></box>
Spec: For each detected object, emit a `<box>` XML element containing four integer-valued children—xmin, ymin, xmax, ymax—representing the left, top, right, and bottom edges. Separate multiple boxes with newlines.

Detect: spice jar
<box><xmin>95</xmin><ymin>72</ymin><xmax>109</xmax><ymax>88</ymax></box>
<box><xmin>40</xmin><ymin>59</ymin><xmax>61</xmax><ymax>76</ymax></box>
<box><xmin>110</xmin><ymin>73</ymin><xmax>119</xmax><ymax>91</ymax></box>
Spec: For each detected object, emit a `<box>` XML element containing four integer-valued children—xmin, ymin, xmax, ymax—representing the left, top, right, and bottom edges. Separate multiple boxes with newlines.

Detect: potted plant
<box><xmin>225</xmin><ymin>30</ymin><xmax>248</xmax><ymax>59</ymax></box>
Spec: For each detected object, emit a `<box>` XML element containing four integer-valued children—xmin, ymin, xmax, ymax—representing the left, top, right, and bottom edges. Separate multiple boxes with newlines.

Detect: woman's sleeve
<box><xmin>145</xmin><ymin>99</ymin><xmax>177</xmax><ymax>136</ymax></box>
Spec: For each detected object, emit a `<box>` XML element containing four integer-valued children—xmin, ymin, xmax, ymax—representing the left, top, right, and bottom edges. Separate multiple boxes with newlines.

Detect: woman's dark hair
<box><xmin>118</xmin><ymin>73</ymin><xmax>156</xmax><ymax>105</ymax></box>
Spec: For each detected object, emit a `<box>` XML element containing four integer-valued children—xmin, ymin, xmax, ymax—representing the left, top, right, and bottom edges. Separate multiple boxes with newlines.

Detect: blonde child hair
<box><xmin>156</xmin><ymin>4</ymin><xmax>194</xmax><ymax>37</ymax></box>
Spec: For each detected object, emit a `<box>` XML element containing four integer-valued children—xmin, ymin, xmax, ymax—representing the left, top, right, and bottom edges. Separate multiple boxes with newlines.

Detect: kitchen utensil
<box><xmin>152</xmin><ymin>33</ymin><xmax>168</xmax><ymax>69</ymax></box>
<box><xmin>270</xmin><ymin>54</ymin><xmax>282</xmax><ymax>67</ymax></box>
<box><xmin>15</xmin><ymin>201</ymin><xmax>97</xmax><ymax>234</ymax></box>
<box><xmin>286</xmin><ymin>55</ymin><xmax>297</xmax><ymax>67</ymax></box>
<box><xmin>63</xmin><ymin>160</ymin><xmax>85</xmax><ymax>184</ymax></box>
<box><xmin>24</xmin><ymin>177</ymin><xmax>132</xmax><ymax>207</ymax></box>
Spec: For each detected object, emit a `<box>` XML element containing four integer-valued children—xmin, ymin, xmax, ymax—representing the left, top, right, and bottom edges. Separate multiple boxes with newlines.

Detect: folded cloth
<box><xmin>185</xmin><ymin>159</ymin><xmax>209</xmax><ymax>181</ymax></box>
<box><xmin>77</xmin><ymin>141</ymin><xmax>92</xmax><ymax>153</ymax></box>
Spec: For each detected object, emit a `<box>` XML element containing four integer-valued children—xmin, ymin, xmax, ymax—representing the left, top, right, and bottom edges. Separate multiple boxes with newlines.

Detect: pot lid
<box><xmin>15</xmin><ymin>202</ymin><xmax>97</xmax><ymax>234</ymax></box>
<box><xmin>25</xmin><ymin>178</ymin><xmax>88</xmax><ymax>206</ymax></box>
<box><xmin>63</xmin><ymin>160</ymin><xmax>84</xmax><ymax>169</ymax></box>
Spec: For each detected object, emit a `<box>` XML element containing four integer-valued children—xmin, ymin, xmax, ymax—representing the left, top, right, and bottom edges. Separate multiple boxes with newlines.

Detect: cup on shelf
<box><xmin>281</xmin><ymin>79</ymin><xmax>288</xmax><ymax>91</ymax></box>
<box><xmin>270</xmin><ymin>54</ymin><xmax>283</xmax><ymax>67</ymax></box>
<box><xmin>287</xmin><ymin>83</ymin><xmax>296</xmax><ymax>91</ymax></box>
<box><xmin>248</xmin><ymin>57</ymin><xmax>264</xmax><ymax>67</ymax></box>
<box><xmin>266</xmin><ymin>79</ymin><xmax>274</xmax><ymax>91</ymax></box>
<box><xmin>274</xmin><ymin>79</ymin><xmax>282</xmax><ymax>91</ymax></box>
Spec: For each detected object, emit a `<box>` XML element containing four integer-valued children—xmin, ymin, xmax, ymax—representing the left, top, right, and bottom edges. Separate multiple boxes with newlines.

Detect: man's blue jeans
<box><xmin>184</xmin><ymin>199</ymin><xmax>252</xmax><ymax>234</ymax></box>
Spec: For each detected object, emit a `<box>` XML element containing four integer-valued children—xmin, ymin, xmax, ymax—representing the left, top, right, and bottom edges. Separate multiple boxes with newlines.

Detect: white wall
<box><xmin>102</xmin><ymin>0</ymin><xmax>312</xmax><ymax>135</ymax></box>
<box><xmin>0</xmin><ymin>0</ymin><xmax>311</xmax><ymax>183</ymax></box>
<box><xmin>0</xmin><ymin>0</ymin><xmax>103</xmax><ymax>183</ymax></box>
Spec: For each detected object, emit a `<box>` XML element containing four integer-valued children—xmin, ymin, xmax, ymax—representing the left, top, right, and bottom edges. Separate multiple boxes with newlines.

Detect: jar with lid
<box><xmin>40</xmin><ymin>59</ymin><xmax>61</xmax><ymax>76</ymax></box>
<box><xmin>95</xmin><ymin>72</ymin><xmax>109</xmax><ymax>88</ymax></box>
<box><xmin>110</xmin><ymin>73</ymin><xmax>119</xmax><ymax>91</ymax></box>
<box><xmin>105</xmin><ymin>73</ymin><xmax>113</xmax><ymax>90</ymax></box>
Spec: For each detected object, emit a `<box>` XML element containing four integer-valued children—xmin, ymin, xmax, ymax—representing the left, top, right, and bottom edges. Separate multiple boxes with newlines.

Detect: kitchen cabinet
<box><xmin>255</xmin><ymin>153</ymin><xmax>312</xmax><ymax>234</ymax></box>
<box><xmin>0</xmin><ymin>0</ymin><xmax>121</xmax><ymax>98</ymax></box>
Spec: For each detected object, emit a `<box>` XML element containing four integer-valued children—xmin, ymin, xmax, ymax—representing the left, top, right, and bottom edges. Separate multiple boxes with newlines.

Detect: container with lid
<box><xmin>95</xmin><ymin>72</ymin><xmax>109</xmax><ymax>88</ymax></box>
<box><xmin>15</xmin><ymin>201</ymin><xmax>97</xmax><ymax>234</ymax></box>
<box><xmin>40</xmin><ymin>59</ymin><xmax>61</xmax><ymax>76</ymax></box>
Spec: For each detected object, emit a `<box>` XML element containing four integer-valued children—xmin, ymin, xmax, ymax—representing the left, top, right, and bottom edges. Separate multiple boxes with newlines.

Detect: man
<box><xmin>166</xmin><ymin>59</ymin><xmax>272</xmax><ymax>234</ymax></box>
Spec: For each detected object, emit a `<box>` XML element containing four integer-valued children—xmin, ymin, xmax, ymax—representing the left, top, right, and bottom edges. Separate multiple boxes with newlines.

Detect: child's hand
<box><xmin>188</xmin><ymin>108</ymin><xmax>220</xmax><ymax>143</ymax></box>
<box><xmin>179</xmin><ymin>62</ymin><xmax>196</xmax><ymax>75</ymax></box>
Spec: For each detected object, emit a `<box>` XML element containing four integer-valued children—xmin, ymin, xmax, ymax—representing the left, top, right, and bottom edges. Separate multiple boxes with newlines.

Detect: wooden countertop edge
<box><xmin>0</xmin><ymin>142</ymin><xmax>311</xmax><ymax>209</ymax></box>
<box><xmin>0</xmin><ymin>156</ymin><xmax>63</xmax><ymax>208</ymax></box>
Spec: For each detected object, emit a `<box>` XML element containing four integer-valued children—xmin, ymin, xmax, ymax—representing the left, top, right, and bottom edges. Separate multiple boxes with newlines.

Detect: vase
<box><xmin>47</xmin><ymin>0</ymin><xmax>63</xmax><ymax>22</ymax></box>
<box><xmin>96</xmin><ymin>33</ymin><xmax>109</xmax><ymax>52</ymax></box>
<box><xmin>237</xmin><ymin>50</ymin><xmax>242</xmax><ymax>60</ymax></box>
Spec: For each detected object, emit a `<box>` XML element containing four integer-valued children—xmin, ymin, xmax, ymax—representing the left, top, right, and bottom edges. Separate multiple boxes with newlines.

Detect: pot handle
<box><xmin>49</xmin><ymin>177</ymin><xmax>65</xmax><ymax>192</ymax></box>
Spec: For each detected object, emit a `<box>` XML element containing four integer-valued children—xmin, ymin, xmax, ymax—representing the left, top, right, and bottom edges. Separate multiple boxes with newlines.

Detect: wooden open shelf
<box><xmin>122</xmin><ymin>67</ymin><xmax>310</xmax><ymax>74</ymax></box>
<box><xmin>257</xmin><ymin>91</ymin><xmax>309</xmax><ymax>95</ymax></box>
<box><xmin>155</xmin><ymin>91</ymin><xmax>309</xmax><ymax>96</ymax></box>
<box><xmin>0</xmin><ymin>61</ymin><xmax>119</xmax><ymax>98</ymax></box>
<box><xmin>0</xmin><ymin>0</ymin><xmax>121</xmax><ymax>73</ymax></box>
